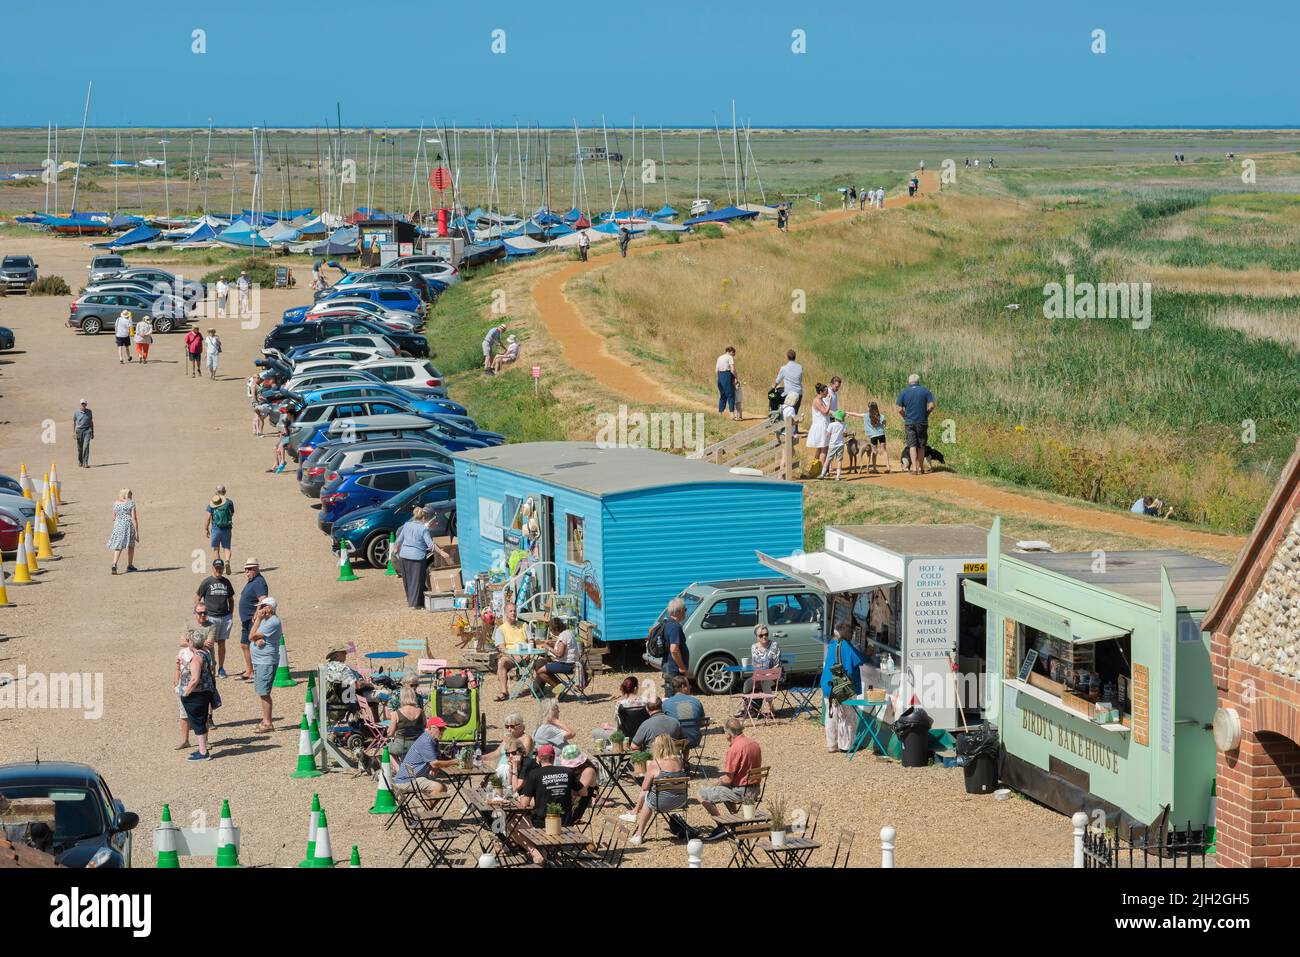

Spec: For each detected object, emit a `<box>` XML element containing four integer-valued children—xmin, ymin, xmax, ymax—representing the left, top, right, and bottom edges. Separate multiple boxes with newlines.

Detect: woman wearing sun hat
<box><xmin>556</xmin><ymin>743</ymin><xmax>599</xmax><ymax>823</ymax></box>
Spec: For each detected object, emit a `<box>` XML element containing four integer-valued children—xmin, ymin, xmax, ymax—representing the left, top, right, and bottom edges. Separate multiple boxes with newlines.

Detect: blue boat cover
<box><xmin>217</xmin><ymin>221</ymin><xmax>271</xmax><ymax>249</ymax></box>
<box><xmin>653</xmin><ymin>204</ymin><xmax>678</xmax><ymax>220</ymax></box>
<box><xmin>241</xmin><ymin>208</ymin><xmax>312</xmax><ymax>222</ymax></box>
<box><xmin>682</xmin><ymin>205</ymin><xmax>760</xmax><ymax>226</ymax></box>
<box><xmin>175</xmin><ymin>222</ymin><xmax>219</xmax><ymax>245</ymax></box>
<box><xmin>108</xmin><ymin>213</ymin><xmax>145</xmax><ymax>230</ymax></box>
<box><xmin>105</xmin><ymin>224</ymin><xmax>161</xmax><ymax>248</ymax></box>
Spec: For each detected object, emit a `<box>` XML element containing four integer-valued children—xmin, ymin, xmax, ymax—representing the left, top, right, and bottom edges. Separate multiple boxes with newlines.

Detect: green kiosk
<box><xmin>963</xmin><ymin>518</ymin><xmax>1227</xmax><ymax>836</ymax></box>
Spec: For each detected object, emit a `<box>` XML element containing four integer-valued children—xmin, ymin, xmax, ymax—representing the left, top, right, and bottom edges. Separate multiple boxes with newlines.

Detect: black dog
<box><xmin>899</xmin><ymin>445</ymin><xmax>946</xmax><ymax>470</ymax></box>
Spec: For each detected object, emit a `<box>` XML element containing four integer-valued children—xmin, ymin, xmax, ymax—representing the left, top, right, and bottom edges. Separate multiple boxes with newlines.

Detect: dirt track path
<box><xmin>528</xmin><ymin>170</ymin><xmax>1246</xmax><ymax>555</ymax></box>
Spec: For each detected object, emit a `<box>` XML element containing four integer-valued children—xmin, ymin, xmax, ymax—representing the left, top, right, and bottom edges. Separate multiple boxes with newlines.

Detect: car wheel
<box><xmin>82</xmin><ymin>317</ymin><xmax>102</xmax><ymax>335</ymax></box>
<box><xmin>155</xmin><ymin>316</ymin><xmax>174</xmax><ymax>334</ymax></box>
<box><xmin>697</xmin><ymin>654</ymin><xmax>739</xmax><ymax>695</ymax></box>
<box><xmin>364</xmin><ymin>532</ymin><xmax>390</xmax><ymax>569</ymax></box>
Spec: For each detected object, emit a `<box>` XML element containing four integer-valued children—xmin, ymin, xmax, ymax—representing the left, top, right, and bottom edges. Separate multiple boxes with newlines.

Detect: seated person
<box><xmin>593</xmin><ymin>676</ymin><xmax>644</xmax><ymax>743</ymax></box>
<box><xmin>620</xmin><ymin>734</ymin><xmax>688</xmax><ymax>846</ymax></box>
<box><xmin>557</xmin><ymin>743</ymin><xmax>599</xmax><ymax>822</ymax></box>
<box><xmin>534</xmin><ymin>618</ymin><xmax>580</xmax><ymax>692</ymax></box>
<box><xmin>385</xmin><ymin>686</ymin><xmax>426</xmax><ymax>764</ymax></box>
<box><xmin>699</xmin><ymin>719</ymin><xmax>763</xmax><ymax>841</ymax></box>
<box><xmin>1130</xmin><ymin>495</ymin><xmax>1173</xmax><ymax>519</ymax></box>
<box><xmin>661</xmin><ymin>674</ymin><xmax>705</xmax><ymax>748</ymax></box>
<box><xmin>478</xmin><ymin>732</ymin><xmax>530</xmax><ymax>790</ymax></box>
<box><xmin>323</xmin><ymin>642</ymin><xmax>375</xmax><ymax>721</ymax></box>
<box><xmin>490</xmin><ymin>335</ymin><xmax>520</xmax><ymax>373</ymax></box>
<box><xmin>492</xmin><ymin>602</ymin><xmax>529</xmax><ymax>702</ymax></box>
<box><xmin>631</xmin><ymin>691</ymin><xmax>682</xmax><ymax>752</ymax></box>
<box><xmin>533</xmin><ymin>702</ymin><xmax>577</xmax><ymax>751</ymax></box>
<box><xmin>515</xmin><ymin>744</ymin><xmax>586</xmax><ymax>861</ymax></box>
<box><xmin>739</xmin><ymin>624</ymin><xmax>782</xmax><ymax>717</ymax></box>
<box><xmin>392</xmin><ymin>717</ymin><xmax>455</xmax><ymax>796</ymax></box>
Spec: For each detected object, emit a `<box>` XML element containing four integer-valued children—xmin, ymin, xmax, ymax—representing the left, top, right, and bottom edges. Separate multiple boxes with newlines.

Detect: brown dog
<box><xmin>845</xmin><ymin>433</ymin><xmax>860</xmax><ymax>473</ymax></box>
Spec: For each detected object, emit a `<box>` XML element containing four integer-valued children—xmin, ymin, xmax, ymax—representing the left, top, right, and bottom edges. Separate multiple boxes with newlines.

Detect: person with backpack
<box><xmin>185</xmin><ymin>327</ymin><xmax>203</xmax><ymax>377</ymax></box>
<box><xmin>655</xmin><ymin>598</ymin><xmax>690</xmax><ymax>686</ymax></box>
<box><xmin>205</xmin><ymin>485</ymin><xmax>235</xmax><ymax>565</ymax></box>
<box><xmin>179</xmin><ymin>629</ymin><xmax>216</xmax><ymax>761</ymax></box>
<box><xmin>821</xmin><ymin>626</ymin><xmax>867</xmax><ymax>753</ymax></box>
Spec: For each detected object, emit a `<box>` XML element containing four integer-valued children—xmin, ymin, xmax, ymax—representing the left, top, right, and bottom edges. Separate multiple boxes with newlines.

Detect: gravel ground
<box><xmin>0</xmin><ymin>234</ymin><xmax>1073</xmax><ymax>868</ymax></box>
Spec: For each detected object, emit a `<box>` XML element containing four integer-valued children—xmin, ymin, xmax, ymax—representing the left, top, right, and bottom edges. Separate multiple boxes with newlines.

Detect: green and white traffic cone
<box><xmin>336</xmin><ymin>541</ymin><xmax>359</xmax><ymax>582</ymax></box>
<box><xmin>304</xmin><ymin>684</ymin><xmax>321</xmax><ymax>751</ymax></box>
<box><xmin>290</xmin><ymin>715</ymin><xmax>322</xmax><ymax>779</ymax></box>
<box><xmin>154</xmin><ymin>804</ymin><xmax>181</xmax><ymax>869</ymax></box>
<box><xmin>349</xmin><ymin>845</ymin><xmax>361</xmax><ymax>868</ymax></box>
<box><xmin>384</xmin><ymin>532</ymin><xmax>398</xmax><ymax>576</ymax></box>
<box><xmin>304</xmin><ymin>809</ymin><xmax>335</xmax><ymax>868</ymax></box>
<box><xmin>272</xmin><ymin>635</ymin><xmax>298</xmax><ymax>687</ymax></box>
<box><xmin>368</xmin><ymin>745</ymin><xmax>398</xmax><ymax>815</ymax></box>
<box><xmin>1206</xmin><ymin>778</ymin><xmax>1217</xmax><ymax>854</ymax></box>
<box><xmin>215</xmin><ymin>799</ymin><xmax>240</xmax><ymax>868</ymax></box>
<box><xmin>297</xmin><ymin>794</ymin><xmax>321</xmax><ymax>868</ymax></box>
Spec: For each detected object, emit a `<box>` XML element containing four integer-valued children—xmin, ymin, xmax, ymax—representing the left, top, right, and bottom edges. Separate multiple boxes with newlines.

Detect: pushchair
<box><xmin>429</xmin><ymin>667</ymin><xmax>487</xmax><ymax>751</ymax></box>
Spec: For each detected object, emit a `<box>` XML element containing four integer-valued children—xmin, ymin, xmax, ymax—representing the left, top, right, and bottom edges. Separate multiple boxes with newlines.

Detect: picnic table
<box><xmin>842</xmin><ymin>698</ymin><xmax>890</xmax><ymax>761</ymax></box>
<box><xmin>713</xmin><ymin>810</ymin><xmax>773</xmax><ymax>868</ymax></box>
<box><xmin>516</xmin><ymin>825</ymin><xmax>594</xmax><ymax>867</ymax></box>
<box><xmin>463</xmin><ymin>785</ymin><xmax>532</xmax><ymax>851</ymax></box>
<box><xmin>757</xmin><ymin>836</ymin><xmax>821</xmax><ymax>868</ymax></box>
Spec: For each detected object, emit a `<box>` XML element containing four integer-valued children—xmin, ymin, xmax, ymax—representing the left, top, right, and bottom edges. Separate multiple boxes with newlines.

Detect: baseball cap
<box><xmin>79</xmin><ymin>398</ymin><xmax>88</xmax><ymax>404</ymax></box>
<box><xmin>258</xmin><ymin>596</ymin><xmax>277</xmax><ymax>611</ymax></box>
<box><xmin>536</xmin><ymin>744</ymin><xmax>556</xmax><ymax>760</ymax></box>
<box><xmin>426</xmin><ymin>717</ymin><xmax>447</xmax><ymax>730</ymax></box>
<box><xmin>212</xmin><ymin>558</ymin><xmax>225</xmax><ymax>568</ymax></box>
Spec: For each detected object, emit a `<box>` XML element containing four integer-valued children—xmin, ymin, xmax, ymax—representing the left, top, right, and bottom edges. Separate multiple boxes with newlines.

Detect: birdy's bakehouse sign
<box><xmin>1021</xmin><ymin>701</ymin><xmax>1121</xmax><ymax>773</ymax></box>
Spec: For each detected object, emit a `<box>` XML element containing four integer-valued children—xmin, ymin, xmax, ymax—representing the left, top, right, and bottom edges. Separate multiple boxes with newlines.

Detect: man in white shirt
<box><xmin>236</xmin><ymin>272</ymin><xmax>250</xmax><ymax>318</ymax></box>
<box><xmin>828</xmin><ymin>375</ymin><xmax>842</xmax><ymax>413</ymax></box>
<box><xmin>577</xmin><ymin>230</ymin><xmax>590</xmax><ymax>262</ymax></box>
<box><xmin>773</xmin><ymin>349</ymin><xmax>805</xmax><ymax>414</ymax></box>
<box><xmin>215</xmin><ymin>277</ymin><xmax>229</xmax><ymax>318</ymax></box>
<box><xmin>113</xmin><ymin>309</ymin><xmax>133</xmax><ymax>364</ymax></box>
<box><xmin>716</xmin><ymin>346</ymin><xmax>738</xmax><ymax>419</ymax></box>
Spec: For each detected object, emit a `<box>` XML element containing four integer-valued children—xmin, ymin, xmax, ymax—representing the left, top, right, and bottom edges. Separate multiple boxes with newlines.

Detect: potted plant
<box><xmin>544</xmin><ymin>802</ymin><xmax>564</xmax><ymax>837</ymax></box>
<box><xmin>628</xmin><ymin>750</ymin><xmax>651</xmax><ymax>776</ymax></box>
<box><xmin>609</xmin><ymin>730</ymin><xmax>626</xmax><ymax>754</ymax></box>
<box><xmin>766</xmin><ymin>794</ymin><xmax>788</xmax><ymax>848</ymax></box>
<box><xmin>741</xmin><ymin>799</ymin><xmax>757</xmax><ymax>821</ymax></box>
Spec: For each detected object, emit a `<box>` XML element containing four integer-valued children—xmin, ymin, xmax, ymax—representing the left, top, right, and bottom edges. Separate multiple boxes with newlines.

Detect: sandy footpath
<box><xmin>0</xmin><ymin>230</ymin><xmax>1073</xmax><ymax>868</ymax></box>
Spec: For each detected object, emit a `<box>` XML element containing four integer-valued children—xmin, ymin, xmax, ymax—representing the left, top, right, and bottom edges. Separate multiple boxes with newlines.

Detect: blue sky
<box><xmin>2</xmin><ymin>0</ymin><xmax>1295</xmax><ymax>127</ymax></box>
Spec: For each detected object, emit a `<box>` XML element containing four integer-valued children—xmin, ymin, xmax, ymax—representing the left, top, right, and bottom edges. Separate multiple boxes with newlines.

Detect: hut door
<box><xmin>537</xmin><ymin>495</ymin><xmax>556</xmax><ymax>594</ymax></box>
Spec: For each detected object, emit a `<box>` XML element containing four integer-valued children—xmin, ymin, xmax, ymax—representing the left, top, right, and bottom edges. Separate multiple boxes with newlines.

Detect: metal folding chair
<box><xmin>555</xmin><ymin>641</ymin><xmax>592</xmax><ymax>703</ymax></box>
<box><xmin>726</xmin><ymin>821</ymin><xmax>769</xmax><ymax>868</ymax></box>
<box><xmin>829</xmin><ymin>828</ymin><xmax>855</xmax><ymax>867</ymax></box>
<box><xmin>782</xmin><ymin>681</ymin><xmax>822</xmax><ymax>721</ymax></box>
<box><xmin>736</xmin><ymin>667</ymin><xmax>783</xmax><ymax>725</ymax></box>
<box><xmin>686</xmin><ymin>716</ymin><xmax>712</xmax><ymax>775</ymax></box>
<box><xmin>644</xmin><ymin>774</ymin><xmax>692</xmax><ymax>841</ymax></box>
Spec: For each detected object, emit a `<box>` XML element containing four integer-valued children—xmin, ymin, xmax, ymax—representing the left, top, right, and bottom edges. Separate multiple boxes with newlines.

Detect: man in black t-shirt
<box><xmin>195</xmin><ymin>558</ymin><xmax>235</xmax><ymax>676</ymax></box>
<box><xmin>516</xmin><ymin>744</ymin><xmax>584</xmax><ymax>830</ymax></box>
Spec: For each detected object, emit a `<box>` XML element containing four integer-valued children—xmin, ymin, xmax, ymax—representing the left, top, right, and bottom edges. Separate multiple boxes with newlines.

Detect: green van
<box><xmin>643</xmin><ymin>578</ymin><xmax>825</xmax><ymax>694</ymax></box>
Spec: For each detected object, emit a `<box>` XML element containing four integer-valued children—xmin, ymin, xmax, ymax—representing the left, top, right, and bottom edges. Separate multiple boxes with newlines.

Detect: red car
<box><xmin>0</xmin><ymin>507</ymin><xmax>22</xmax><ymax>553</ymax></box>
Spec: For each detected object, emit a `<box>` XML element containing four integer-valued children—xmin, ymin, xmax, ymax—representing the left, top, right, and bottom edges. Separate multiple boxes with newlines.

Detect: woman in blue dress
<box><xmin>819</xmin><ymin>625</ymin><xmax>866</xmax><ymax>753</ymax></box>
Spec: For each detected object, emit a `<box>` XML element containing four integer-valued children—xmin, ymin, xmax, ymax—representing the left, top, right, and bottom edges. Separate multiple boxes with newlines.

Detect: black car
<box><xmin>0</xmin><ymin>761</ymin><xmax>139</xmax><ymax>867</ymax></box>
<box><xmin>0</xmin><ymin>326</ymin><xmax>14</xmax><ymax>351</ymax></box>
<box><xmin>1</xmin><ymin>254</ymin><xmax>38</xmax><ymax>293</ymax></box>
<box><xmin>263</xmin><ymin>317</ymin><xmax>428</xmax><ymax>358</ymax></box>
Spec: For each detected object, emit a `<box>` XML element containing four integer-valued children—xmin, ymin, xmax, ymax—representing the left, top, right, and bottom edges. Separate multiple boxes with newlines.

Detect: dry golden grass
<box><xmin>1144</xmin><ymin>263</ymin><xmax>1300</xmax><ymax>297</ymax></box>
<box><xmin>1204</xmin><ymin>302</ymin><xmax>1300</xmax><ymax>349</ymax></box>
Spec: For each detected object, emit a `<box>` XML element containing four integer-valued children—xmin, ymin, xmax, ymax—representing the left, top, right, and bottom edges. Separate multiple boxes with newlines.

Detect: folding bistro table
<box><xmin>842</xmin><ymin>698</ymin><xmax>889</xmax><ymax>761</ymax></box>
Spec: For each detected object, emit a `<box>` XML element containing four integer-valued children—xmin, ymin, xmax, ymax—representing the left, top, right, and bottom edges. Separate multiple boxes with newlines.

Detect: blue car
<box><xmin>318</xmin><ymin>287</ymin><xmax>425</xmax><ymax>316</ymax></box>
<box><xmin>300</xmin><ymin>383</ymin><xmax>467</xmax><ymax>417</ymax></box>
<box><xmin>300</xmin><ymin>419</ymin><xmax>488</xmax><ymax>456</ymax></box>
<box><xmin>318</xmin><ymin>461</ymin><xmax>452</xmax><ymax>531</ymax></box>
<box><xmin>331</xmin><ymin>475</ymin><xmax>457</xmax><ymax>568</ymax></box>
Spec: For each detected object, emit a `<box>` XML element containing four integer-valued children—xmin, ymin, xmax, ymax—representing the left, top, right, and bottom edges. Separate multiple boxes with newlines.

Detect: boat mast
<box><xmin>600</xmin><ymin>115</ymin><xmax>615</xmax><ymax>217</ymax></box>
<box><xmin>69</xmin><ymin>82</ymin><xmax>91</xmax><ymax>218</ymax></box>
<box><xmin>713</xmin><ymin>116</ymin><xmax>731</xmax><ymax>206</ymax></box>
<box><xmin>185</xmin><ymin>130</ymin><xmax>195</xmax><ymax>216</ymax></box>
<box><xmin>113</xmin><ymin>130</ymin><xmax>120</xmax><ymax>213</ymax></box>
<box><xmin>44</xmin><ymin>122</ymin><xmax>51</xmax><ymax>215</ymax></box>
<box><xmin>53</xmin><ymin>124</ymin><xmax>60</xmax><ymax>216</ymax></box>
<box><xmin>731</xmin><ymin>100</ymin><xmax>743</xmax><ymax>209</ymax></box>
<box><xmin>695</xmin><ymin>129</ymin><xmax>702</xmax><ymax>205</ymax></box>
<box><xmin>660</xmin><ymin>126</ymin><xmax>668</xmax><ymax>209</ymax></box>
<box><xmin>202</xmin><ymin>119</ymin><xmax>213</xmax><ymax>217</ymax></box>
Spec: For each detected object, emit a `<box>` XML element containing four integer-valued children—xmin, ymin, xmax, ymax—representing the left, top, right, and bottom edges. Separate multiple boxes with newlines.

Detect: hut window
<box><xmin>1017</xmin><ymin>624</ymin><xmax>1132</xmax><ymax>720</ymax></box>
<box><xmin>566</xmin><ymin>514</ymin><xmax>585</xmax><ymax>564</ymax></box>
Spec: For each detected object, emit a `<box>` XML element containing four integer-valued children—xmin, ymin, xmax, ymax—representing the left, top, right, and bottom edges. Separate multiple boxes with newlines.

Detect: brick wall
<box><xmin>1131</xmin><ymin>664</ymin><xmax>1150</xmax><ymax>748</ymax></box>
<box><xmin>1004</xmin><ymin>619</ymin><xmax>1016</xmax><ymax>679</ymax></box>
<box><xmin>1211</xmin><ymin>656</ymin><xmax>1300</xmax><ymax>867</ymax></box>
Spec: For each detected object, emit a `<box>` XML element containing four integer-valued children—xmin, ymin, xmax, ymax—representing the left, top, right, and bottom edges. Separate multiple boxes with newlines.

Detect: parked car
<box><xmin>1</xmin><ymin>254</ymin><xmax>38</xmax><ymax>294</ymax></box>
<box><xmin>298</xmin><ymin>437</ymin><xmax>456</xmax><ymax>497</ymax></box>
<box><xmin>354</xmin><ymin>356</ymin><xmax>444</xmax><ymax>390</ymax></box>
<box><xmin>318</xmin><ymin>461</ymin><xmax>452</xmax><ymax>531</ymax></box>
<box><xmin>0</xmin><ymin>490</ymin><xmax>38</xmax><ymax>527</ymax></box>
<box><xmin>87</xmin><ymin>254</ymin><xmax>126</xmax><ymax>282</ymax></box>
<box><xmin>0</xmin><ymin>761</ymin><xmax>139</xmax><ymax>867</ymax></box>
<box><xmin>284</xmin><ymin>398</ymin><xmax>416</xmax><ymax>457</ymax></box>
<box><xmin>263</xmin><ymin>318</ymin><xmax>429</xmax><ymax>358</ymax></box>
<box><xmin>68</xmin><ymin>292</ymin><xmax>188</xmax><ymax>334</ymax></box>
<box><xmin>0</xmin><ymin>474</ymin><xmax>24</xmax><ymax>495</ymax></box>
<box><xmin>281</xmin><ymin>369</ymin><xmax>388</xmax><ymax>394</ymax></box>
<box><xmin>392</xmin><ymin>256</ymin><xmax>461</xmax><ymax>286</ymax></box>
<box><xmin>0</xmin><ymin>325</ymin><xmax>14</xmax><ymax>351</ymax></box>
<box><xmin>291</xmin><ymin>415</ymin><xmax>453</xmax><ymax>467</ymax></box>
<box><xmin>0</xmin><ymin>505</ymin><xmax>23</xmax><ymax>553</ymax></box>
<box><xmin>297</xmin><ymin>384</ymin><xmax>466</xmax><ymax>416</ymax></box>
<box><xmin>295</xmin><ymin>413</ymin><xmax>483</xmax><ymax>463</ymax></box>
<box><xmin>111</xmin><ymin>266</ymin><xmax>205</xmax><ymax>302</ymax></box>
<box><xmin>282</xmin><ymin>298</ymin><xmax>419</xmax><ymax>327</ymax></box>
<box><xmin>641</xmin><ymin>578</ymin><xmax>824</xmax><ymax>694</ymax></box>
<box><xmin>325</xmin><ymin>268</ymin><xmax>433</xmax><ymax>303</ymax></box>
<box><xmin>317</xmin><ymin>286</ymin><xmax>425</xmax><ymax>318</ymax></box>
<box><xmin>331</xmin><ymin>474</ymin><xmax>456</xmax><ymax>567</ymax></box>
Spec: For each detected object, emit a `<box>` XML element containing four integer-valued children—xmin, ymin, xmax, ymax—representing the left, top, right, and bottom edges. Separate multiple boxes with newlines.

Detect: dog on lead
<box><xmin>844</xmin><ymin>433</ymin><xmax>860</xmax><ymax>473</ymax></box>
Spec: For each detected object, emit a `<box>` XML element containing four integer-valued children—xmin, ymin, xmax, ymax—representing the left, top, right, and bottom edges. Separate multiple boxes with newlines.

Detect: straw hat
<box><xmin>210</xmin><ymin>493</ymin><xmax>226</xmax><ymax>507</ymax></box>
